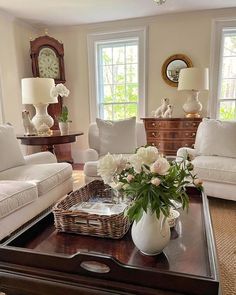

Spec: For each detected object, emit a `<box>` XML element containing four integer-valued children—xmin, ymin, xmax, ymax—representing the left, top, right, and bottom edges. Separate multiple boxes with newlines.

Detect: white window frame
<box><xmin>87</xmin><ymin>27</ymin><xmax>147</xmax><ymax>122</ymax></box>
<box><xmin>209</xmin><ymin>18</ymin><xmax>236</xmax><ymax>119</ymax></box>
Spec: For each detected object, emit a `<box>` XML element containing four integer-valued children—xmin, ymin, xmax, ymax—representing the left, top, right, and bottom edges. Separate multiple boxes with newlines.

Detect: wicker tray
<box><xmin>53</xmin><ymin>180</ymin><xmax>130</xmax><ymax>239</ymax></box>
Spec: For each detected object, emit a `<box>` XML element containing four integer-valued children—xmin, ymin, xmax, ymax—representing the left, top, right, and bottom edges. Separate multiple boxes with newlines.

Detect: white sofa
<box><xmin>84</xmin><ymin>120</ymin><xmax>147</xmax><ymax>183</ymax></box>
<box><xmin>0</xmin><ymin>125</ymin><xmax>73</xmax><ymax>241</ymax></box>
<box><xmin>177</xmin><ymin>118</ymin><xmax>236</xmax><ymax>201</ymax></box>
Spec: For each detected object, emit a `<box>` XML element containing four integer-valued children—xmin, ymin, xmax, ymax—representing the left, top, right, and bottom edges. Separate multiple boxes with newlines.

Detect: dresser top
<box><xmin>141</xmin><ymin>117</ymin><xmax>202</xmax><ymax>121</ymax></box>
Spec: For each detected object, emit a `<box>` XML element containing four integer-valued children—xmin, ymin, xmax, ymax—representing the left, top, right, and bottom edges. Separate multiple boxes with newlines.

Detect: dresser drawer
<box><xmin>145</xmin><ymin>120</ymin><xmax>200</xmax><ymax>130</ymax></box>
<box><xmin>147</xmin><ymin>131</ymin><xmax>197</xmax><ymax>140</ymax></box>
<box><xmin>148</xmin><ymin>140</ymin><xmax>195</xmax><ymax>152</ymax></box>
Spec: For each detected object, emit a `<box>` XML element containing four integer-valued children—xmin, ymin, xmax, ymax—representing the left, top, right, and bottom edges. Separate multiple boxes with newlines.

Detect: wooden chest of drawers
<box><xmin>142</xmin><ymin>118</ymin><xmax>202</xmax><ymax>156</ymax></box>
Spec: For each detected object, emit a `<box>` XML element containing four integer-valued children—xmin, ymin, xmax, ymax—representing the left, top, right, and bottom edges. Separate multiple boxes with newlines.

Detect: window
<box><xmin>210</xmin><ymin>20</ymin><xmax>236</xmax><ymax>120</ymax></box>
<box><xmin>218</xmin><ymin>29</ymin><xmax>236</xmax><ymax>120</ymax></box>
<box><xmin>88</xmin><ymin>28</ymin><xmax>146</xmax><ymax>121</ymax></box>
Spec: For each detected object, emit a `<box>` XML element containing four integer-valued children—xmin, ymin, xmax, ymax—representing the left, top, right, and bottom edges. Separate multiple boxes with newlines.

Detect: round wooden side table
<box><xmin>17</xmin><ymin>130</ymin><xmax>84</xmax><ymax>163</ymax></box>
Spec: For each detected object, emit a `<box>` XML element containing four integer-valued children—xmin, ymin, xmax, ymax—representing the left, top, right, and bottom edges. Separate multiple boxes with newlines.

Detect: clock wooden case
<box><xmin>30</xmin><ymin>35</ymin><xmax>71</xmax><ymax>162</ymax></box>
<box><xmin>30</xmin><ymin>35</ymin><xmax>65</xmax><ymax>84</ymax></box>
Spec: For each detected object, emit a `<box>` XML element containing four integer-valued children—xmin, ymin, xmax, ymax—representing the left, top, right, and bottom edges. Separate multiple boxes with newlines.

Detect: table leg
<box><xmin>41</xmin><ymin>145</ymin><xmax>55</xmax><ymax>154</ymax></box>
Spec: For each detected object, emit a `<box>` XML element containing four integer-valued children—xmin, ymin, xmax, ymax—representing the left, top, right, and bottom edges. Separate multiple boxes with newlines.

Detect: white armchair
<box><xmin>177</xmin><ymin>118</ymin><xmax>236</xmax><ymax>201</ymax></box>
<box><xmin>84</xmin><ymin>120</ymin><xmax>147</xmax><ymax>183</ymax></box>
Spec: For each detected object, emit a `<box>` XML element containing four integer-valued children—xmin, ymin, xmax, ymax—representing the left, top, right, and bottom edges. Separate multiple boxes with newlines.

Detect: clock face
<box><xmin>38</xmin><ymin>47</ymin><xmax>60</xmax><ymax>79</ymax></box>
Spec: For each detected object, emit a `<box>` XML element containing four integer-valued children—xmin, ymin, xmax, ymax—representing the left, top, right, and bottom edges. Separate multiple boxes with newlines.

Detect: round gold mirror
<box><xmin>162</xmin><ymin>54</ymin><xmax>193</xmax><ymax>87</ymax></box>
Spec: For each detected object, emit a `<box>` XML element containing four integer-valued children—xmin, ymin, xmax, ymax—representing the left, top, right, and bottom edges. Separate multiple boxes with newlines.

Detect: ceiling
<box><xmin>0</xmin><ymin>0</ymin><xmax>235</xmax><ymax>26</ymax></box>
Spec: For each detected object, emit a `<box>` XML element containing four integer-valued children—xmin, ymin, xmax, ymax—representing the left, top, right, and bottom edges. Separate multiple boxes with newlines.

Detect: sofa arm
<box><xmin>176</xmin><ymin>147</ymin><xmax>198</xmax><ymax>162</ymax></box>
<box><xmin>84</xmin><ymin>148</ymin><xmax>99</xmax><ymax>162</ymax></box>
<box><xmin>24</xmin><ymin>152</ymin><xmax>57</xmax><ymax>165</ymax></box>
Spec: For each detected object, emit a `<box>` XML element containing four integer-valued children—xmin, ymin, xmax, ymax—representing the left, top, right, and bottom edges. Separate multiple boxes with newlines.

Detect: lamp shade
<box><xmin>21</xmin><ymin>78</ymin><xmax>57</xmax><ymax>104</ymax></box>
<box><xmin>178</xmin><ymin>68</ymin><xmax>209</xmax><ymax>91</ymax></box>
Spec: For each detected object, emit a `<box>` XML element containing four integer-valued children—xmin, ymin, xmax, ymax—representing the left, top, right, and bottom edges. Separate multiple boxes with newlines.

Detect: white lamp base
<box><xmin>32</xmin><ymin>103</ymin><xmax>54</xmax><ymax>132</ymax></box>
<box><xmin>183</xmin><ymin>90</ymin><xmax>202</xmax><ymax>118</ymax></box>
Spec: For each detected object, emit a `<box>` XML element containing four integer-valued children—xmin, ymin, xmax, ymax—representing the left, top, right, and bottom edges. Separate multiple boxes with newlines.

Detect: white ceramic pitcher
<box><xmin>131</xmin><ymin>209</ymin><xmax>170</xmax><ymax>256</ymax></box>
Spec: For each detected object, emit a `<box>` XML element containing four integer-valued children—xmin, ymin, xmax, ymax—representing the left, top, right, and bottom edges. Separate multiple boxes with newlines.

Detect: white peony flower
<box><xmin>129</xmin><ymin>154</ymin><xmax>143</xmax><ymax>173</ymax></box>
<box><xmin>115</xmin><ymin>155</ymin><xmax>128</xmax><ymax>174</ymax></box>
<box><xmin>136</xmin><ymin>146</ymin><xmax>159</xmax><ymax>165</ymax></box>
<box><xmin>151</xmin><ymin>177</ymin><xmax>161</xmax><ymax>186</ymax></box>
<box><xmin>97</xmin><ymin>153</ymin><xmax>117</xmax><ymax>184</ymax></box>
<box><xmin>150</xmin><ymin>158</ymin><xmax>170</xmax><ymax>175</ymax></box>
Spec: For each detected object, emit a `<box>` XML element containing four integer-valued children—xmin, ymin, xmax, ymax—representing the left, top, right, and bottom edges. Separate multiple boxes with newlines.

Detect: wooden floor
<box><xmin>72</xmin><ymin>163</ymin><xmax>84</xmax><ymax>170</ymax></box>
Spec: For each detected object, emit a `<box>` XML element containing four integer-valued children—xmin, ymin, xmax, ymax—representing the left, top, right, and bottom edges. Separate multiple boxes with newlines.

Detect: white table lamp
<box><xmin>178</xmin><ymin>68</ymin><xmax>209</xmax><ymax>118</ymax></box>
<box><xmin>22</xmin><ymin>78</ymin><xmax>57</xmax><ymax>132</ymax></box>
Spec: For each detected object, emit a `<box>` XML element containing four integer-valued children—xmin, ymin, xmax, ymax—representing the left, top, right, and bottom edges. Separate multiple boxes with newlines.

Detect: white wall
<box><xmin>0</xmin><ymin>11</ymin><xmax>38</xmax><ymax>133</ymax></box>
<box><xmin>47</xmin><ymin>8</ymin><xmax>236</xmax><ymax>162</ymax></box>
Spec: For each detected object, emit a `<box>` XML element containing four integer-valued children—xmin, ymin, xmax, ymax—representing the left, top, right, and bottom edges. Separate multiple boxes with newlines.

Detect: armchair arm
<box><xmin>176</xmin><ymin>147</ymin><xmax>198</xmax><ymax>162</ymax></box>
<box><xmin>84</xmin><ymin>148</ymin><xmax>99</xmax><ymax>162</ymax></box>
<box><xmin>24</xmin><ymin>152</ymin><xmax>57</xmax><ymax>165</ymax></box>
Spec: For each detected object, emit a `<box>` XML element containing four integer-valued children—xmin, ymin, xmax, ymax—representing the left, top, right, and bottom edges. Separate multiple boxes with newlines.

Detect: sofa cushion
<box><xmin>192</xmin><ymin>156</ymin><xmax>236</xmax><ymax>185</ymax></box>
<box><xmin>96</xmin><ymin>117</ymin><xmax>137</xmax><ymax>155</ymax></box>
<box><xmin>0</xmin><ymin>125</ymin><xmax>25</xmax><ymax>172</ymax></box>
<box><xmin>195</xmin><ymin>118</ymin><xmax>236</xmax><ymax>158</ymax></box>
<box><xmin>0</xmin><ymin>181</ymin><xmax>37</xmax><ymax>219</ymax></box>
<box><xmin>0</xmin><ymin>163</ymin><xmax>72</xmax><ymax>196</ymax></box>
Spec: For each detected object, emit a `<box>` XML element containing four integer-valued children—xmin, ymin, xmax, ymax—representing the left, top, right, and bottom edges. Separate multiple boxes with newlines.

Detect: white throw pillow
<box><xmin>196</xmin><ymin>118</ymin><xmax>236</xmax><ymax>158</ymax></box>
<box><xmin>96</xmin><ymin>117</ymin><xmax>137</xmax><ymax>155</ymax></box>
<box><xmin>0</xmin><ymin>124</ymin><xmax>25</xmax><ymax>172</ymax></box>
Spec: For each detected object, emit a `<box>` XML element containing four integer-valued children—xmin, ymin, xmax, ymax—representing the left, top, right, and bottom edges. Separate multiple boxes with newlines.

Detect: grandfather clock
<box><xmin>30</xmin><ymin>34</ymin><xmax>65</xmax><ymax>129</ymax></box>
<box><xmin>30</xmin><ymin>34</ymin><xmax>72</xmax><ymax>163</ymax></box>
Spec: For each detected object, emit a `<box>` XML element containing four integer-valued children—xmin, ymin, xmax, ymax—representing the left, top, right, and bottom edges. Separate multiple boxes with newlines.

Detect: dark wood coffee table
<box><xmin>0</xmin><ymin>188</ymin><xmax>219</xmax><ymax>295</ymax></box>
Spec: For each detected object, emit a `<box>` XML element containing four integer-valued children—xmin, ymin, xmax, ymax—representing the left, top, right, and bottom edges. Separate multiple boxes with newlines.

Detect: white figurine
<box><xmin>22</xmin><ymin>110</ymin><xmax>37</xmax><ymax>136</ymax></box>
<box><xmin>163</xmin><ymin>104</ymin><xmax>174</xmax><ymax>118</ymax></box>
<box><xmin>153</xmin><ymin>98</ymin><xmax>169</xmax><ymax>118</ymax></box>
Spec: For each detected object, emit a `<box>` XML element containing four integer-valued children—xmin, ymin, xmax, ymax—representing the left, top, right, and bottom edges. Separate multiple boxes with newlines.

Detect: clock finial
<box><xmin>44</xmin><ymin>28</ymin><xmax>49</xmax><ymax>36</ymax></box>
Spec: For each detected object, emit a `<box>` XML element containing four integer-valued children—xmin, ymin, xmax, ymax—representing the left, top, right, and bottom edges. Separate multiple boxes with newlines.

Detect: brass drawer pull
<box><xmin>185</xmin><ymin>123</ymin><xmax>189</xmax><ymax>127</ymax></box>
<box><xmin>184</xmin><ymin>143</ymin><xmax>189</xmax><ymax>147</ymax></box>
<box><xmin>151</xmin><ymin>142</ymin><xmax>155</xmax><ymax>146</ymax></box>
<box><xmin>152</xmin><ymin>132</ymin><xmax>158</xmax><ymax>137</ymax></box>
<box><xmin>192</xmin><ymin>132</ymin><xmax>196</xmax><ymax>137</ymax></box>
<box><xmin>192</xmin><ymin>123</ymin><xmax>197</xmax><ymax>127</ymax></box>
<box><xmin>185</xmin><ymin>133</ymin><xmax>189</xmax><ymax>136</ymax></box>
<box><xmin>151</xmin><ymin>122</ymin><xmax>156</xmax><ymax>127</ymax></box>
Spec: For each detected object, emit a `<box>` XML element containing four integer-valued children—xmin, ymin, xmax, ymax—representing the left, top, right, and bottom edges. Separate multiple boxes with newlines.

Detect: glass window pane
<box><xmin>219</xmin><ymin>101</ymin><xmax>236</xmax><ymax>120</ymax></box>
<box><xmin>126</xmin><ymin>84</ymin><xmax>138</xmax><ymax>102</ymax></box>
<box><xmin>113</xmin><ymin>65</ymin><xmax>125</xmax><ymax>84</ymax></box>
<box><xmin>102</xmin><ymin>104</ymin><xmax>113</xmax><ymax>120</ymax></box>
<box><xmin>113</xmin><ymin>46</ymin><xmax>125</xmax><ymax>64</ymax></box>
<box><xmin>222</xmin><ymin>56</ymin><xmax>236</xmax><ymax>78</ymax></box>
<box><xmin>125</xmin><ymin>104</ymin><xmax>137</xmax><ymax>118</ymax></box>
<box><xmin>114</xmin><ymin>85</ymin><xmax>125</xmax><ymax>102</ymax></box>
<box><xmin>103</xmin><ymin>85</ymin><xmax>113</xmax><ymax>102</ymax></box>
<box><xmin>101</xmin><ymin>48</ymin><xmax>112</xmax><ymax>65</ymax></box>
<box><xmin>223</xmin><ymin>35</ymin><xmax>236</xmax><ymax>56</ymax></box>
<box><xmin>126</xmin><ymin>45</ymin><xmax>138</xmax><ymax>63</ymax></box>
<box><xmin>113</xmin><ymin>104</ymin><xmax>125</xmax><ymax>120</ymax></box>
<box><xmin>220</xmin><ymin>79</ymin><xmax>236</xmax><ymax>99</ymax></box>
<box><xmin>103</xmin><ymin>66</ymin><xmax>113</xmax><ymax>84</ymax></box>
<box><xmin>126</xmin><ymin>64</ymin><xmax>138</xmax><ymax>83</ymax></box>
